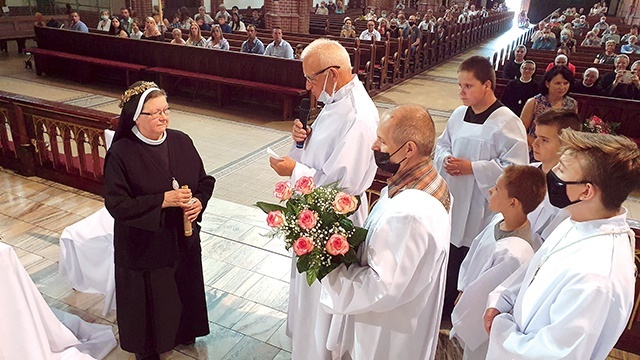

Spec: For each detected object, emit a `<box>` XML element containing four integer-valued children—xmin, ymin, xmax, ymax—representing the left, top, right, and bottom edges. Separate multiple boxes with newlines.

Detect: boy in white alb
<box><xmin>527</xmin><ymin>109</ymin><xmax>582</xmax><ymax>249</ymax></box>
<box><xmin>484</xmin><ymin>130</ymin><xmax>639</xmax><ymax>359</ymax></box>
<box><xmin>451</xmin><ymin>165</ymin><xmax>546</xmax><ymax>360</ymax></box>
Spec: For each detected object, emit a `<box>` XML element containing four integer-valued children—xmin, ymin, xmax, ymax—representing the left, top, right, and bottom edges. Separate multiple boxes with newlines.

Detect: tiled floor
<box><xmin>0</xmin><ymin>23</ymin><xmax>638</xmax><ymax>360</ymax></box>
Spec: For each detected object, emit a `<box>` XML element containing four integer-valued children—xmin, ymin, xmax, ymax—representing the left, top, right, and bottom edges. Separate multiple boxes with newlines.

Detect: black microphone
<box><xmin>296</xmin><ymin>98</ymin><xmax>311</xmax><ymax>149</ymax></box>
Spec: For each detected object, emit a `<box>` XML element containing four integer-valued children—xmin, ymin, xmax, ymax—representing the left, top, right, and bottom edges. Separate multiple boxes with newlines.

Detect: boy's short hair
<box><xmin>502</xmin><ymin>165</ymin><xmax>547</xmax><ymax>214</ymax></box>
<box><xmin>559</xmin><ymin>130</ymin><xmax>640</xmax><ymax>211</ymax></box>
<box><xmin>534</xmin><ymin>108</ymin><xmax>581</xmax><ymax>133</ymax></box>
<box><xmin>458</xmin><ymin>55</ymin><xmax>496</xmax><ymax>90</ymax></box>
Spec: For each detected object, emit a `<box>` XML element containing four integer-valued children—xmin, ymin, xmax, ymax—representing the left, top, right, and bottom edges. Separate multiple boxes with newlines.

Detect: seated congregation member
<box><xmin>194</xmin><ymin>6</ymin><xmax>213</xmax><ymax>25</ymax></box>
<box><xmin>594</xmin><ymin>40</ymin><xmax>618</xmax><ymax>64</ymax></box>
<box><xmin>451</xmin><ymin>165</ymin><xmax>545</xmax><ymax>360</ymax></box>
<box><xmin>502</xmin><ymin>45</ymin><xmax>526</xmax><ymax>80</ymax></box>
<box><xmin>141</xmin><ymin>17</ymin><xmax>164</xmax><ymax>41</ymax></box>
<box><xmin>120</xmin><ymin>7</ymin><xmax>134</xmax><ymax>33</ymax></box>
<box><xmin>152</xmin><ymin>12</ymin><xmax>167</xmax><ymax>34</ymax></box>
<box><xmin>269</xmin><ymin>38</ymin><xmax>379</xmax><ymax>359</ymax></box>
<box><xmin>571</xmin><ymin>67</ymin><xmax>602</xmax><ymax>95</ymax></box>
<box><xmin>108</xmin><ymin>17</ymin><xmax>129</xmax><ymax>38</ymax></box>
<box><xmin>230</xmin><ymin>12</ymin><xmax>246</xmax><ymax>32</ymax></box>
<box><xmin>572</xmin><ymin>15</ymin><xmax>589</xmax><ymax>36</ymax></box>
<box><xmin>196</xmin><ymin>18</ymin><xmax>211</xmax><ymax>31</ymax></box>
<box><xmin>556</xmin><ymin>30</ymin><xmax>576</xmax><ymax>52</ymax></box>
<box><xmin>217</xmin><ymin>16</ymin><xmax>232</xmax><ymax>34</ymax></box>
<box><xmin>241</xmin><ymin>25</ymin><xmax>265</xmax><ymax>54</ymax></box>
<box><xmin>592</xmin><ymin>15</ymin><xmax>609</xmax><ymax>32</ymax></box>
<box><xmin>69</xmin><ymin>11</ymin><xmax>89</xmax><ymax>32</ymax></box>
<box><xmin>621</xmin><ymin>24</ymin><xmax>639</xmax><ymax>43</ymax></box>
<box><xmin>528</xmin><ymin>109</ymin><xmax>581</xmax><ymax>246</ymax></box>
<box><xmin>580</xmin><ymin>31</ymin><xmax>602</xmax><ymax>47</ymax></box>
<box><xmin>501</xmin><ymin>60</ymin><xmax>539</xmax><ymax>116</ymax></box>
<box><xmin>104</xmin><ymin>81</ymin><xmax>215</xmax><ymax>360</ymax></box>
<box><xmin>378</xmin><ymin>19</ymin><xmax>391</xmax><ymax>40</ymax></box>
<box><xmin>316</xmin><ymin>1</ymin><xmax>329</xmax><ymax>15</ymax></box>
<box><xmin>170</xmin><ymin>28</ymin><xmax>185</xmax><ymax>45</ymax></box>
<box><xmin>340</xmin><ymin>18</ymin><xmax>356</xmax><ymax>38</ymax></box>
<box><xmin>186</xmin><ymin>22</ymin><xmax>208</xmax><ymax>47</ymax></box>
<box><xmin>520</xmin><ymin>66</ymin><xmax>577</xmax><ymax>149</ymax></box>
<box><xmin>408</xmin><ymin>15</ymin><xmax>422</xmax><ymax>55</ymax></box>
<box><xmin>545</xmin><ymin>54</ymin><xmax>575</xmax><ymax>75</ymax></box>
<box><xmin>360</xmin><ymin>20</ymin><xmax>381</xmax><ymax>41</ymax></box>
<box><xmin>167</xmin><ymin>14</ymin><xmax>180</xmax><ymax>29</ymax></box>
<box><xmin>601</xmin><ymin>54</ymin><xmax>630</xmax><ymax>90</ymax></box>
<box><xmin>207</xmin><ymin>25</ymin><xmax>229</xmax><ymax>50</ymax></box>
<box><xmin>214</xmin><ymin>4</ymin><xmax>231</xmax><ymax>22</ymax></box>
<box><xmin>435</xmin><ymin>56</ymin><xmax>529</xmax><ymax>321</ymax></box>
<box><xmin>97</xmin><ymin>9</ymin><xmax>111</xmax><ymax>31</ymax></box>
<box><xmin>532</xmin><ymin>27</ymin><xmax>556</xmax><ymax>50</ymax></box>
<box><xmin>248</xmin><ymin>9</ymin><xmax>264</xmax><ymax>29</ymax></box>
<box><xmin>321</xmin><ymin>104</ymin><xmax>451</xmax><ymax>360</ymax></box>
<box><xmin>602</xmin><ymin>24</ymin><xmax>621</xmax><ymax>44</ymax></box>
<box><xmin>130</xmin><ymin>20</ymin><xmax>143</xmax><ymax>39</ymax></box>
<box><xmin>484</xmin><ymin>130</ymin><xmax>639</xmax><ymax>359</ymax></box>
<box><xmin>606</xmin><ymin>59</ymin><xmax>640</xmax><ymax>99</ymax></box>
<box><xmin>294</xmin><ymin>43</ymin><xmax>304</xmax><ymax>59</ymax></box>
<box><xmin>264</xmin><ymin>27</ymin><xmax>294</xmax><ymax>59</ymax></box>
<box><xmin>621</xmin><ymin>35</ymin><xmax>640</xmax><ymax>54</ymax></box>
<box><xmin>178</xmin><ymin>6</ymin><xmax>194</xmax><ymax>30</ymax></box>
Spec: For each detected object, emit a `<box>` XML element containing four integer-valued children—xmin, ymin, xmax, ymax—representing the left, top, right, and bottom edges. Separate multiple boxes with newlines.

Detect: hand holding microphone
<box><xmin>295</xmin><ymin>98</ymin><xmax>311</xmax><ymax>149</ymax></box>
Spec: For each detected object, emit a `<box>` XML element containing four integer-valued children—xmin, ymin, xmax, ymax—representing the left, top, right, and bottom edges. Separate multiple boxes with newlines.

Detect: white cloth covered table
<box><xmin>59</xmin><ymin>207</ymin><xmax>116</xmax><ymax>316</ymax></box>
<box><xmin>0</xmin><ymin>243</ymin><xmax>116</xmax><ymax>359</ymax></box>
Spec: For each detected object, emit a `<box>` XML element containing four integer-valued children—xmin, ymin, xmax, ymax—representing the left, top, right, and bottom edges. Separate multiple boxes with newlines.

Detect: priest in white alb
<box><xmin>319</xmin><ymin>105</ymin><xmax>451</xmax><ymax>360</ymax></box>
<box><xmin>269</xmin><ymin>38</ymin><xmax>379</xmax><ymax>360</ymax></box>
<box><xmin>484</xmin><ymin>130</ymin><xmax>639</xmax><ymax>359</ymax></box>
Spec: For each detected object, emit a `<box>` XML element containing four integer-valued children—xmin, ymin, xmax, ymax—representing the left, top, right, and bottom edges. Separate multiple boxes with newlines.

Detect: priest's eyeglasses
<box><xmin>304</xmin><ymin>65</ymin><xmax>341</xmax><ymax>83</ymax></box>
<box><xmin>140</xmin><ymin>107</ymin><xmax>171</xmax><ymax>119</ymax></box>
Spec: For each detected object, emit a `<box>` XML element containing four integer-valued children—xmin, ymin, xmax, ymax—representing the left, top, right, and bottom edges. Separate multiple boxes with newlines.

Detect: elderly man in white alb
<box><xmin>320</xmin><ymin>105</ymin><xmax>451</xmax><ymax>360</ymax></box>
<box><xmin>269</xmin><ymin>38</ymin><xmax>379</xmax><ymax>360</ymax></box>
<box><xmin>484</xmin><ymin>130</ymin><xmax>639</xmax><ymax>359</ymax></box>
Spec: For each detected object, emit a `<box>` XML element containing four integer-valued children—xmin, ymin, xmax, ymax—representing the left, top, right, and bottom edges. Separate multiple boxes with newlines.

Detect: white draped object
<box><xmin>0</xmin><ymin>243</ymin><xmax>115</xmax><ymax>360</ymax></box>
<box><xmin>286</xmin><ymin>76</ymin><xmax>379</xmax><ymax>360</ymax></box>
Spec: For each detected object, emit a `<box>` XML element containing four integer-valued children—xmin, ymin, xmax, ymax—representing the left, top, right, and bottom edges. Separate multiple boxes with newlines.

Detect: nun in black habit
<box><xmin>104</xmin><ymin>82</ymin><xmax>215</xmax><ymax>360</ymax></box>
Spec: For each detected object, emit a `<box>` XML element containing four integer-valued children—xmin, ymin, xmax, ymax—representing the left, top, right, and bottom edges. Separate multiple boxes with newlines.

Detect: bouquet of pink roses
<box><xmin>582</xmin><ymin>115</ymin><xmax>620</xmax><ymax>135</ymax></box>
<box><xmin>256</xmin><ymin>176</ymin><xmax>367</xmax><ymax>286</ymax></box>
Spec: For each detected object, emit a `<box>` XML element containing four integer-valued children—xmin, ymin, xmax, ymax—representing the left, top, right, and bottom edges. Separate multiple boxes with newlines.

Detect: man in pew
<box><xmin>621</xmin><ymin>24</ymin><xmax>638</xmax><ymax>43</ymax></box>
<box><xmin>264</xmin><ymin>27</ymin><xmax>294</xmax><ymax>59</ymax></box>
<box><xmin>408</xmin><ymin>15</ymin><xmax>421</xmax><ymax>55</ymax></box>
<box><xmin>69</xmin><ymin>11</ymin><xmax>89</xmax><ymax>33</ymax></box>
<box><xmin>241</xmin><ymin>24</ymin><xmax>265</xmax><ymax>54</ymax></box>
<box><xmin>621</xmin><ymin>35</ymin><xmax>640</xmax><ymax>54</ymax></box>
<box><xmin>269</xmin><ymin>38</ymin><xmax>379</xmax><ymax>360</ymax></box>
<box><xmin>532</xmin><ymin>26</ymin><xmax>556</xmax><ymax>50</ymax></box>
<box><xmin>120</xmin><ymin>7</ymin><xmax>133</xmax><ymax>34</ymax></box>
<box><xmin>571</xmin><ymin>67</ymin><xmax>603</xmax><ymax>95</ymax></box>
<box><xmin>194</xmin><ymin>6</ymin><xmax>214</xmax><ymax>25</ymax></box>
<box><xmin>360</xmin><ymin>20</ymin><xmax>381</xmax><ymax>41</ymax></box>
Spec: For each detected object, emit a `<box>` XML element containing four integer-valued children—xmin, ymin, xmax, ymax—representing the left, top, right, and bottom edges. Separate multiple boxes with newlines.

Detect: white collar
<box><xmin>520</xmin><ymin>77</ymin><xmax>532</xmax><ymax>83</ymax></box>
<box><xmin>132</xmin><ymin>126</ymin><xmax>166</xmax><ymax>145</ymax></box>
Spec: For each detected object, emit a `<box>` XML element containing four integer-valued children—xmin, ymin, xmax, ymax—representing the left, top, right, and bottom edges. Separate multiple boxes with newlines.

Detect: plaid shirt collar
<box><xmin>387</xmin><ymin>158</ymin><xmax>451</xmax><ymax>213</ymax></box>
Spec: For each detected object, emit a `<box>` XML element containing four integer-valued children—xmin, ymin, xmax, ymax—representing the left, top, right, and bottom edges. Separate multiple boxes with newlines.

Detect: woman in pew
<box><xmin>170</xmin><ymin>28</ymin><xmax>185</xmax><ymax>45</ymax></box>
<box><xmin>186</xmin><ymin>22</ymin><xmax>207</xmax><ymax>47</ymax></box>
<box><xmin>340</xmin><ymin>18</ymin><xmax>356</xmax><ymax>38</ymax></box>
<box><xmin>581</xmin><ymin>30</ymin><xmax>601</xmax><ymax>47</ymax></box>
<box><xmin>501</xmin><ymin>60</ymin><xmax>539</xmax><ymax>116</ymax></box>
<box><xmin>141</xmin><ymin>17</ymin><xmax>164</xmax><ymax>42</ymax></box>
<box><xmin>520</xmin><ymin>65</ymin><xmax>578</xmax><ymax>149</ymax></box>
<box><xmin>230</xmin><ymin>12</ymin><xmax>246</xmax><ymax>32</ymax></box>
<box><xmin>594</xmin><ymin>39</ymin><xmax>618</xmax><ymax>64</ymax></box>
<box><xmin>108</xmin><ymin>17</ymin><xmax>129</xmax><ymax>38</ymax></box>
<box><xmin>207</xmin><ymin>25</ymin><xmax>229</xmax><ymax>50</ymax></box>
<box><xmin>178</xmin><ymin>6</ymin><xmax>194</xmax><ymax>30</ymax></box>
<box><xmin>605</xmin><ymin>59</ymin><xmax>640</xmax><ymax>99</ymax></box>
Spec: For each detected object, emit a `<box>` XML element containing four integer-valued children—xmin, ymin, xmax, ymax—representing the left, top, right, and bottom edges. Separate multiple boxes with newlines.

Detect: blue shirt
<box><xmin>241</xmin><ymin>37</ymin><xmax>265</xmax><ymax>54</ymax></box>
<box><xmin>220</xmin><ymin>23</ymin><xmax>232</xmax><ymax>34</ymax></box>
<box><xmin>264</xmin><ymin>39</ymin><xmax>294</xmax><ymax>59</ymax></box>
<box><xmin>69</xmin><ymin>20</ymin><xmax>89</xmax><ymax>33</ymax></box>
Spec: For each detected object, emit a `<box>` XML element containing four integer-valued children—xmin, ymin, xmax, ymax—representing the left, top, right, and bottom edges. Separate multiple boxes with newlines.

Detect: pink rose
<box><xmin>295</xmin><ymin>176</ymin><xmax>315</xmax><ymax>195</ymax></box>
<box><xmin>293</xmin><ymin>236</ymin><xmax>314</xmax><ymax>256</ymax></box>
<box><xmin>266</xmin><ymin>211</ymin><xmax>286</xmax><ymax>228</ymax></box>
<box><xmin>333</xmin><ymin>192</ymin><xmax>358</xmax><ymax>214</ymax></box>
<box><xmin>297</xmin><ymin>209</ymin><xmax>318</xmax><ymax>230</ymax></box>
<box><xmin>273</xmin><ymin>181</ymin><xmax>293</xmax><ymax>201</ymax></box>
<box><xmin>326</xmin><ymin>234</ymin><xmax>350</xmax><ymax>256</ymax></box>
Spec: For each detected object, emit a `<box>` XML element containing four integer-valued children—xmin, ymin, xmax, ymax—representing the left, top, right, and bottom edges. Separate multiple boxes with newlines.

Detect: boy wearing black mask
<box><xmin>484</xmin><ymin>130</ymin><xmax>639</xmax><ymax>359</ymax></box>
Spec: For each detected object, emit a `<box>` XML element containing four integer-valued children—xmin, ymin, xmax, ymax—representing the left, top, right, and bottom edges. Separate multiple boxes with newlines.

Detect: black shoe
<box><xmin>135</xmin><ymin>352</ymin><xmax>160</xmax><ymax>360</ymax></box>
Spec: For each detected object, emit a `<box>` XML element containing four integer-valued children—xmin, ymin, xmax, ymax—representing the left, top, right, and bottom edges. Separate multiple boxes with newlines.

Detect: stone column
<box><xmin>264</xmin><ymin>0</ymin><xmax>311</xmax><ymax>34</ymax></box>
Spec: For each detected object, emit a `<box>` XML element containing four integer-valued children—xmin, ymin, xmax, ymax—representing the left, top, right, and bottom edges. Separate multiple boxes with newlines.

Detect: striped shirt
<box><xmin>387</xmin><ymin>158</ymin><xmax>451</xmax><ymax>212</ymax></box>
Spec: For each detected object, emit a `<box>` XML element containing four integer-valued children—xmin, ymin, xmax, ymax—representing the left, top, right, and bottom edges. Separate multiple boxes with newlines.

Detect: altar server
<box><xmin>527</xmin><ymin>109</ymin><xmax>581</xmax><ymax>248</ymax></box>
<box><xmin>484</xmin><ymin>130</ymin><xmax>639</xmax><ymax>359</ymax></box>
<box><xmin>269</xmin><ymin>38</ymin><xmax>379</xmax><ymax>359</ymax></box>
<box><xmin>451</xmin><ymin>165</ymin><xmax>546</xmax><ymax>360</ymax></box>
<box><xmin>320</xmin><ymin>105</ymin><xmax>451</xmax><ymax>360</ymax></box>
<box><xmin>434</xmin><ymin>55</ymin><xmax>529</xmax><ymax>318</ymax></box>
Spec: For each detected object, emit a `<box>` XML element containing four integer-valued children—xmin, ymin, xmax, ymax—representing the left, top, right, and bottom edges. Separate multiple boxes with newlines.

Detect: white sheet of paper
<box><xmin>266</xmin><ymin>147</ymin><xmax>284</xmax><ymax>161</ymax></box>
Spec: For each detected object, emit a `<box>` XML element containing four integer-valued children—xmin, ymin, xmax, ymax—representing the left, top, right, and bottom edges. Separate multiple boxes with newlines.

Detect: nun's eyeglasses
<box><xmin>140</xmin><ymin>107</ymin><xmax>171</xmax><ymax>118</ymax></box>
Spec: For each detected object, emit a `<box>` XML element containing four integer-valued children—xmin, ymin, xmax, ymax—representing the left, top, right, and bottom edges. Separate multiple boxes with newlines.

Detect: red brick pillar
<box><xmin>369</xmin><ymin>0</ymin><xmax>395</xmax><ymax>11</ymax></box>
<box><xmin>264</xmin><ymin>0</ymin><xmax>311</xmax><ymax>34</ymax></box>
<box><xmin>129</xmin><ymin>0</ymin><xmax>153</xmax><ymax>19</ymax></box>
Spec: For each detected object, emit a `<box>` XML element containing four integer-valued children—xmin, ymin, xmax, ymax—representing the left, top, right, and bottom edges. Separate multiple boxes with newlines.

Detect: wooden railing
<box><xmin>0</xmin><ymin>91</ymin><xmax>117</xmax><ymax>195</ymax></box>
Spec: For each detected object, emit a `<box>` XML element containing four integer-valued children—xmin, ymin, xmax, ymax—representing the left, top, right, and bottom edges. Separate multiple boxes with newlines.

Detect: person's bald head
<box><xmin>379</xmin><ymin>105</ymin><xmax>435</xmax><ymax>156</ymax></box>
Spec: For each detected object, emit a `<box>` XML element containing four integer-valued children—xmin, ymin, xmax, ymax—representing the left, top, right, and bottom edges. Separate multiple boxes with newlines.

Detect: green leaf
<box><xmin>306</xmin><ymin>267</ymin><xmax>319</xmax><ymax>286</ymax></box>
<box><xmin>255</xmin><ymin>202</ymin><xmax>286</xmax><ymax>214</ymax></box>
<box><xmin>296</xmin><ymin>255</ymin><xmax>310</xmax><ymax>274</ymax></box>
<box><xmin>349</xmin><ymin>227</ymin><xmax>368</xmax><ymax>246</ymax></box>
<box><xmin>341</xmin><ymin>248</ymin><xmax>359</xmax><ymax>264</ymax></box>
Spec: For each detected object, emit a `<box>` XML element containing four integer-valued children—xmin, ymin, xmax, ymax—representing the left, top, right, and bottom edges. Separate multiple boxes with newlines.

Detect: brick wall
<box><xmin>264</xmin><ymin>0</ymin><xmax>311</xmax><ymax>34</ymax></box>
